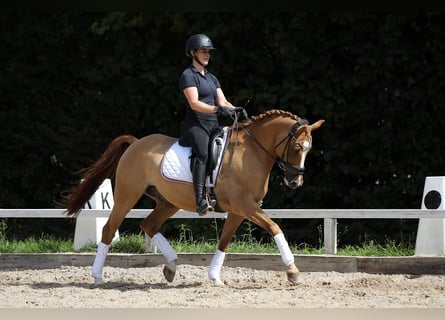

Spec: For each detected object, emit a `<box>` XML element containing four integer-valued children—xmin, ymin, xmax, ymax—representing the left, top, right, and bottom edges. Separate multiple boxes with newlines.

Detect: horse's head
<box><xmin>277</xmin><ymin>119</ymin><xmax>325</xmax><ymax>189</ymax></box>
<box><xmin>237</xmin><ymin>110</ymin><xmax>324</xmax><ymax>190</ymax></box>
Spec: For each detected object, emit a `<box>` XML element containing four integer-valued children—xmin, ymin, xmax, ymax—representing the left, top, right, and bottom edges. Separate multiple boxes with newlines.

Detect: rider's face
<box><xmin>194</xmin><ymin>49</ymin><xmax>211</xmax><ymax>65</ymax></box>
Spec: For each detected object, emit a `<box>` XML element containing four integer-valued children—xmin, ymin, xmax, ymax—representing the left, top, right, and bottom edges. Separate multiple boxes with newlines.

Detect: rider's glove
<box><xmin>216</xmin><ymin>106</ymin><xmax>235</xmax><ymax>118</ymax></box>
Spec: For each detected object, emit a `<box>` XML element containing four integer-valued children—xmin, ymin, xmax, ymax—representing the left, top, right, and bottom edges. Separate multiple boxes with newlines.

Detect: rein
<box><xmin>218</xmin><ymin>109</ymin><xmax>244</xmax><ymax>178</ymax></box>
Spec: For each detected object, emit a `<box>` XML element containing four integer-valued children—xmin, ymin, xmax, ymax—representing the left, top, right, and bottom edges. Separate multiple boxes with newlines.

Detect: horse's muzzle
<box><xmin>279</xmin><ymin>163</ymin><xmax>305</xmax><ymax>189</ymax></box>
<box><xmin>284</xmin><ymin>175</ymin><xmax>304</xmax><ymax>189</ymax></box>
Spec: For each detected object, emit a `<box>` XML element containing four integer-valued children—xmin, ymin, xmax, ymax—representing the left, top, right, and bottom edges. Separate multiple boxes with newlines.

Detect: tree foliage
<box><xmin>1</xmin><ymin>13</ymin><xmax>445</xmax><ymax>246</ymax></box>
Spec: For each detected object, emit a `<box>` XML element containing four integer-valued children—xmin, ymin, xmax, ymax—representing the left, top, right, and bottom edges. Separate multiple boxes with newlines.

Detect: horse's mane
<box><xmin>238</xmin><ymin>109</ymin><xmax>302</xmax><ymax>128</ymax></box>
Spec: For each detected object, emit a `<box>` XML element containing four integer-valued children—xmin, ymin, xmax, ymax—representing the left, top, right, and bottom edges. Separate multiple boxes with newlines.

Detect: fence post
<box><xmin>415</xmin><ymin>176</ymin><xmax>445</xmax><ymax>255</ymax></box>
<box><xmin>323</xmin><ymin>218</ymin><xmax>337</xmax><ymax>254</ymax></box>
<box><xmin>73</xmin><ymin>179</ymin><xmax>119</xmax><ymax>250</ymax></box>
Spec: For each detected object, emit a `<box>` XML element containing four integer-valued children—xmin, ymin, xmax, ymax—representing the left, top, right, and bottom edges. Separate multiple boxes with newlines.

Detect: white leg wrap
<box><xmin>92</xmin><ymin>242</ymin><xmax>109</xmax><ymax>279</ymax></box>
<box><xmin>274</xmin><ymin>233</ymin><xmax>295</xmax><ymax>266</ymax></box>
<box><xmin>208</xmin><ymin>249</ymin><xmax>226</xmax><ymax>285</ymax></box>
<box><xmin>152</xmin><ymin>232</ymin><xmax>177</xmax><ymax>263</ymax></box>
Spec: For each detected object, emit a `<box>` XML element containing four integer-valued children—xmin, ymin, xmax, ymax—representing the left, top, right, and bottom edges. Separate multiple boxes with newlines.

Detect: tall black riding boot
<box><xmin>193</xmin><ymin>159</ymin><xmax>211</xmax><ymax>216</ymax></box>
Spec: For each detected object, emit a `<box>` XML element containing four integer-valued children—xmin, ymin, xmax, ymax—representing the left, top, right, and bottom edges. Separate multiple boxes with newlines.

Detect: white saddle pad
<box><xmin>161</xmin><ymin>128</ymin><xmax>229</xmax><ymax>187</ymax></box>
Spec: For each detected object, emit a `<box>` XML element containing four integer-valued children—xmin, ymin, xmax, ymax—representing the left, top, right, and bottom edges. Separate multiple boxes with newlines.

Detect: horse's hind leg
<box><xmin>140</xmin><ymin>186</ymin><xmax>179</xmax><ymax>282</ymax></box>
<box><xmin>91</xmin><ymin>204</ymin><xmax>131</xmax><ymax>283</ymax></box>
<box><xmin>91</xmin><ymin>178</ymin><xmax>146</xmax><ymax>284</ymax></box>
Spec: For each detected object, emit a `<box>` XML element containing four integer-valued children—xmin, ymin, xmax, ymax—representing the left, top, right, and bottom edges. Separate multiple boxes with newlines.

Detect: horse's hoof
<box><xmin>287</xmin><ymin>272</ymin><xmax>300</xmax><ymax>284</ymax></box>
<box><xmin>286</xmin><ymin>264</ymin><xmax>301</xmax><ymax>285</ymax></box>
<box><xmin>163</xmin><ymin>261</ymin><xmax>177</xmax><ymax>282</ymax></box>
<box><xmin>94</xmin><ymin>277</ymin><xmax>104</xmax><ymax>285</ymax></box>
<box><xmin>210</xmin><ymin>277</ymin><xmax>225</xmax><ymax>286</ymax></box>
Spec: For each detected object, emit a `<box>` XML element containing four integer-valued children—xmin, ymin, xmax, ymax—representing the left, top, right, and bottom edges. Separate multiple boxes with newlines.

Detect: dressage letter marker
<box><xmin>101</xmin><ymin>192</ymin><xmax>111</xmax><ymax>209</ymax></box>
<box><xmin>415</xmin><ymin>176</ymin><xmax>445</xmax><ymax>255</ymax></box>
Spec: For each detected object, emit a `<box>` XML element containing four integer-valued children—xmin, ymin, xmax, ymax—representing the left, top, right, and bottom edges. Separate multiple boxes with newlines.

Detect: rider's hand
<box><xmin>216</xmin><ymin>106</ymin><xmax>235</xmax><ymax>118</ymax></box>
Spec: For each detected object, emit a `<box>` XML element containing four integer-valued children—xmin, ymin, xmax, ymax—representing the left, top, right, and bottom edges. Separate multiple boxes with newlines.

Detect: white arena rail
<box><xmin>1</xmin><ymin>208</ymin><xmax>445</xmax><ymax>254</ymax></box>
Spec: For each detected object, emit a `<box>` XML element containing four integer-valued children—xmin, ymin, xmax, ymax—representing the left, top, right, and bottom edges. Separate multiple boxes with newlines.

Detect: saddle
<box><xmin>161</xmin><ymin>126</ymin><xmax>231</xmax><ymax>188</ymax></box>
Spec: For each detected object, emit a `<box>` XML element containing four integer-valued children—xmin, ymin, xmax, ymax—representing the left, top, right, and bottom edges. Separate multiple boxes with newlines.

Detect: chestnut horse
<box><xmin>65</xmin><ymin>109</ymin><xmax>324</xmax><ymax>286</ymax></box>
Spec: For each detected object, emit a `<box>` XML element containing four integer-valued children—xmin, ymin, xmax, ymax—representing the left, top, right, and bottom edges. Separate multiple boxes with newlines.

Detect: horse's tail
<box><xmin>65</xmin><ymin>135</ymin><xmax>138</xmax><ymax>217</ymax></box>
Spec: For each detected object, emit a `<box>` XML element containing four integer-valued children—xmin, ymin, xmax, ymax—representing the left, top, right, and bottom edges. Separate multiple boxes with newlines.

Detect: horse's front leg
<box><xmin>273</xmin><ymin>232</ymin><xmax>300</xmax><ymax>284</ymax></box>
<box><xmin>209</xmin><ymin>213</ymin><xmax>244</xmax><ymax>286</ymax></box>
<box><xmin>245</xmin><ymin>208</ymin><xmax>300</xmax><ymax>285</ymax></box>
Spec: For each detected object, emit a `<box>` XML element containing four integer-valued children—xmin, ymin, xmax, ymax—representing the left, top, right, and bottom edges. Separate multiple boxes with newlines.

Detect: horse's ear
<box><xmin>310</xmin><ymin>119</ymin><xmax>325</xmax><ymax>130</ymax></box>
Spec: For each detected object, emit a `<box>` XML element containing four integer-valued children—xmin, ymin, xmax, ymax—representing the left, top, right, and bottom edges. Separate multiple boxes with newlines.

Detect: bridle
<box><xmin>274</xmin><ymin>119</ymin><xmax>310</xmax><ymax>177</ymax></box>
<box><xmin>234</xmin><ymin>114</ymin><xmax>310</xmax><ymax>183</ymax></box>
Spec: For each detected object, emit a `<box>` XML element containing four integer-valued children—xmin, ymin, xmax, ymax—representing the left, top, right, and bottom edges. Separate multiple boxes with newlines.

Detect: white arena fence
<box><xmin>1</xmin><ymin>208</ymin><xmax>445</xmax><ymax>255</ymax></box>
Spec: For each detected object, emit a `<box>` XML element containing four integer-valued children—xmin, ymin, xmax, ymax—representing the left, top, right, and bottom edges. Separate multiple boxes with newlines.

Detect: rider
<box><xmin>178</xmin><ymin>33</ymin><xmax>239</xmax><ymax>216</ymax></box>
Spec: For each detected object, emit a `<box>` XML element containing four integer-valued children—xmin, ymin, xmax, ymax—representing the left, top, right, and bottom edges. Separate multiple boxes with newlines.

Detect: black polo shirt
<box><xmin>179</xmin><ymin>65</ymin><xmax>221</xmax><ymax>125</ymax></box>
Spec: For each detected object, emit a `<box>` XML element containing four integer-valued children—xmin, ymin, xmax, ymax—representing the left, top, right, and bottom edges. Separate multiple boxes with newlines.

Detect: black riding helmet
<box><xmin>185</xmin><ymin>34</ymin><xmax>216</xmax><ymax>57</ymax></box>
